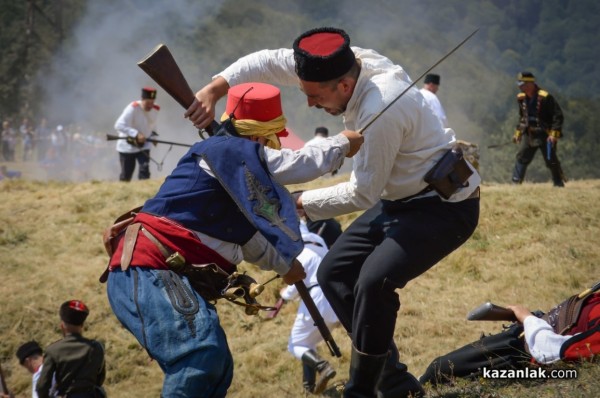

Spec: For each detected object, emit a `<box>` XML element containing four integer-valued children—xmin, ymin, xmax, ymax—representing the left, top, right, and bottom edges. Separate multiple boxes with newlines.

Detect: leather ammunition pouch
<box><xmin>101</xmin><ymin>207</ymin><xmax>275</xmax><ymax>314</ymax></box>
<box><xmin>424</xmin><ymin>146</ymin><xmax>473</xmax><ymax>199</ymax></box>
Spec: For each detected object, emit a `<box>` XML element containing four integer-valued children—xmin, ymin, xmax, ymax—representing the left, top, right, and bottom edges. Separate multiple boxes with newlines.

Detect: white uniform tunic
<box><xmin>114</xmin><ymin>100</ymin><xmax>158</xmax><ymax>153</ymax></box>
<box><xmin>280</xmin><ymin>222</ymin><xmax>339</xmax><ymax>359</ymax></box>
<box><xmin>419</xmin><ymin>88</ymin><xmax>448</xmax><ymax>128</ymax></box>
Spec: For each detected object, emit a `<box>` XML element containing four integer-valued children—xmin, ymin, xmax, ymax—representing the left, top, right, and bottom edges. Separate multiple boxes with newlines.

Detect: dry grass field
<box><xmin>1</xmin><ymin>171</ymin><xmax>599</xmax><ymax>397</ymax></box>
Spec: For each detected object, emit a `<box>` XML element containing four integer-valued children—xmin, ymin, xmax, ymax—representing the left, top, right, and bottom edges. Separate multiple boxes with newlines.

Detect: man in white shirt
<box><xmin>420</xmin><ymin>290</ymin><xmax>600</xmax><ymax>385</ymax></box>
<box><xmin>419</xmin><ymin>74</ymin><xmax>448</xmax><ymax>128</ymax></box>
<box><xmin>280</xmin><ymin>215</ymin><xmax>341</xmax><ymax>395</ymax></box>
<box><xmin>11</xmin><ymin>341</ymin><xmax>55</xmax><ymax>398</ymax></box>
<box><xmin>114</xmin><ymin>87</ymin><xmax>159</xmax><ymax>181</ymax></box>
<box><xmin>185</xmin><ymin>27</ymin><xmax>480</xmax><ymax>398</ymax></box>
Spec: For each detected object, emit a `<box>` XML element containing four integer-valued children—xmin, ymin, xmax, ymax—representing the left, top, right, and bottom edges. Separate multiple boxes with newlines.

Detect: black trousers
<box><xmin>119</xmin><ymin>150</ymin><xmax>150</xmax><ymax>181</ymax></box>
<box><xmin>317</xmin><ymin>195</ymin><xmax>480</xmax><ymax>355</ymax></box>
<box><xmin>512</xmin><ymin>132</ymin><xmax>564</xmax><ymax>186</ymax></box>
<box><xmin>419</xmin><ymin>323</ymin><xmax>529</xmax><ymax>385</ymax></box>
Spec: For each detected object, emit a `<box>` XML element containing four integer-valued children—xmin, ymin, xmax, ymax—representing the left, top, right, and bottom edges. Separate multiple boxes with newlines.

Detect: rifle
<box><xmin>106</xmin><ymin>133</ymin><xmax>192</xmax><ymax>148</ymax></box>
<box><xmin>137</xmin><ymin>44</ymin><xmax>220</xmax><ymax>138</ymax></box>
<box><xmin>138</xmin><ymin>44</ymin><xmax>341</xmax><ymax>356</ymax></box>
<box><xmin>487</xmin><ymin>141</ymin><xmax>512</xmax><ymax>149</ymax></box>
<box><xmin>0</xmin><ymin>363</ymin><xmax>10</xmax><ymax>396</ymax></box>
<box><xmin>467</xmin><ymin>302</ymin><xmax>517</xmax><ymax>322</ymax></box>
<box><xmin>295</xmin><ymin>281</ymin><xmax>342</xmax><ymax>358</ymax></box>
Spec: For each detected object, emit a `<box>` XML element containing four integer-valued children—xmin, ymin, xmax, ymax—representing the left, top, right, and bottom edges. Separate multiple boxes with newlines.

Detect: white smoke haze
<box><xmin>35</xmin><ymin>0</ymin><xmax>485</xmax><ymax>181</ymax></box>
<box><xmin>37</xmin><ymin>0</ymin><xmax>223</xmax><ymax>181</ymax></box>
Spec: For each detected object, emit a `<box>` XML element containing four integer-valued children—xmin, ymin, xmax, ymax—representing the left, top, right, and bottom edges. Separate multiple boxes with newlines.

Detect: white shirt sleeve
<box><xmin>216</xmin><ymin>48</ymin><xmax>298</xmax><ymax>87</ymax></box>
<box><xmin>264</xmin><ymin>134</ymin><xmax>349</xmax><ymax>185</ymax></box>
<box><xmin>114</xmin><ymin>103</ymin><xmax>139</xmax><ymax>138</ymax></box>
<box><xmin>241</xmin><ymin>231</ymin><xmax>291</xmax><ymax>276</ymax></box>
<box><xmin>523</xmin><ymin>315</ymin><xmax>573</xmax><ymax>364</ymax></box>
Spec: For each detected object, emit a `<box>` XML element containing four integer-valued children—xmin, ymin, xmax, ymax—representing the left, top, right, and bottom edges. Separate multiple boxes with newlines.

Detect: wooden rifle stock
<box><xmin>295</xmin><ymin>281</ymin><xmax>342</xmax><ymax>357</ymax></box>
<box><xmin>137</xmin><ymin>44</ymin><xmax>217</xmax><ymax>136</ymax></box>
<box><xmin>467</xmin><ymin>302</ymin><xmax>518</xmax><ymax>322</ymax></box>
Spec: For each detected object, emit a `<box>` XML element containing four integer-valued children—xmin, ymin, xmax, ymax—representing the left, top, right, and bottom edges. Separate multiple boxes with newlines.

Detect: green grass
<box><xmin>1</xmin><ymin>175</ymin><xmax>599</xmax><ymax>397</ymax></box>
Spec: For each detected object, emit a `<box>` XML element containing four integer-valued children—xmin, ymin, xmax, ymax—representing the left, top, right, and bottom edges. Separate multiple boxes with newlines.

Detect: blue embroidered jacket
<box><xmin>142</xmin><ymin>135</ymin><xmax>302</xmax><ymax>266</ymax></box>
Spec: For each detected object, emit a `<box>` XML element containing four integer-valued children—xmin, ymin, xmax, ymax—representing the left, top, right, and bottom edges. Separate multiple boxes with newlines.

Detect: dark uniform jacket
<box><xmin>516</xmin><ymin>87</ymin><xmax>564</xmax><ymax>139</ymax></box>
<box><xmin>36</xmin><ymin>333</ymin><xmax>106</xmax><ymax>398</ymax></box>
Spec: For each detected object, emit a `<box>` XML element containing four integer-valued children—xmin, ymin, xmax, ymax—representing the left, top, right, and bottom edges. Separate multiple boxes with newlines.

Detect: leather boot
<box><xmin>376</xmin><ymin>344</ymin><xmax>425</xmax><ymax>398</ymax></box>
<box><xmin>302</xmin><ymin>362</ymin><xmax>316</xmax><ymax>395</ymax></box>
<box><xmin>512</xmin><ymin>161</ymin><xmax>527</xmax><ymax>184</ymax></box>
<box><xmin>343</xmin><ymin>346</ymin><xmax>387</xmax><ymax>398</ymax></box>
<box><xmin>550</xmin><ymin>165</ymin><xmax>565</xmax><ymax>187</ymax></box>
<box><xmin>302</xmin><ymin>349</ymin><xmax>336</xmax><ymax>394</ymax></box>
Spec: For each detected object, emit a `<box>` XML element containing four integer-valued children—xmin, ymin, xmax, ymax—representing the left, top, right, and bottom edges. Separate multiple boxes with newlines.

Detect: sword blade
<box><xmin>358</xmin><ymin>28</ymin><xmax>479</xmax><ymax>135</ymax></box>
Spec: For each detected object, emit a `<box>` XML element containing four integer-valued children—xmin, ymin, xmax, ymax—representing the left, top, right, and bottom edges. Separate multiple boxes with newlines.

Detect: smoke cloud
<box><xmin>34</xmin><ymin>0</ymin><xmax>485</xmax><ymax>181</ymax></box>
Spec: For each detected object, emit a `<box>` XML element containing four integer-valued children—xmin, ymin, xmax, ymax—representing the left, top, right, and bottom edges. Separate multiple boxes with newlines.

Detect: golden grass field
<box><xmin>1</xmin><ymin>170</ymin><xmax>599</xmax><ymax>397</ymax></box>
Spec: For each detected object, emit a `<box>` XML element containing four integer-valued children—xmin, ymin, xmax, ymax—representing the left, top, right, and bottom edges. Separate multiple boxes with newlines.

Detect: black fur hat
<box><xmin>293</xmin><ymin>27</ymin><xmax>356</xmax><ymax>82</ymax></box>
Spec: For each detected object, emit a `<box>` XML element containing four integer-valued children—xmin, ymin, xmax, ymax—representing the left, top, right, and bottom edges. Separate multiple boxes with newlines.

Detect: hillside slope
<box><xmin>1</xmin><ymin>177</ymin><xmax>599</xmax><ymax>397</ymax></box>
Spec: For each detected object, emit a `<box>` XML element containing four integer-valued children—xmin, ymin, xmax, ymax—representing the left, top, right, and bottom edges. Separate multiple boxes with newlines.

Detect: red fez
<box><xmin>293</xmin><ymin>27</ymin><xmax>356</xmax><ymax>82</ymax></box>
<box><xmin>141</xmin><ymin>87</ymin><xmax>157</xmax><ymax>100</ymax></box>
<box><xmin>225</xmin><ymin>82</ymin><xmax>288</xmax><ymax>137</ymax></box>
<box><xmin>60</xmin><ymin>300</ymin><xmax>89</xmax><ymax>326</ymax></box>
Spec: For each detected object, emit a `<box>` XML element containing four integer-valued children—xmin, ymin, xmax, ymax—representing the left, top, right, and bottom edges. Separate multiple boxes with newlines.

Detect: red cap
<box><xmin>60</xmin><ymin>299</ymin><xmax>89</xmax><ymax>325</ymax></box>
<box><xmin>225</xmin><ymin>82</ymin><xmax>288</xmax><ymax>136</ymax></box>
<box><xmin>141</xmin><ymin>87</ymin><xmax>157</xmax><ymax>100</ymax></box>
<box><xmin>293</xmin><ymin>27</ymin><xmax>355</xmax><ymax>82</ymax></box>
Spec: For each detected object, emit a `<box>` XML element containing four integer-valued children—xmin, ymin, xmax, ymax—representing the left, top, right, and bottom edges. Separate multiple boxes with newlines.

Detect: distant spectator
<box><xmin>19</xmin><ymin>117</ymin><xmax>33</xmax><ymax>137</ymax></box>
<box><xmin>1</xmin><ymin>120</ymin><xmax>16</xmax><ymax>161</ymax></box>
<box><xmin>419</xmin><ymin>74</ymin><xmax>448</xmax><ymax>128</ymax></box>
<box><xmin>23</xmin><ymin>126</ymin><xmax>35</xmax><ymax>161</ymax></box>
<box><xmin>50</xmin><ymin>125</ymin><xmax>67</xmax><ymax>158</ymax></box>
<box><xmin>35</xmin><ymin>118</ymin><xmax>52</xmax><ymax>161</ymax></box>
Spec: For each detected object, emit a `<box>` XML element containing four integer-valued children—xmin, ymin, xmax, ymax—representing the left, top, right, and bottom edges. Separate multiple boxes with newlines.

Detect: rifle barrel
<box><xmin>295</xmin><ymin>281</ymin><xmax>342</xmax><ymax>357</ymax></box>
<box><xmin>106</xmin><ymin>134</ymin><xmax>192</xmax><ymax>148</ymax></box>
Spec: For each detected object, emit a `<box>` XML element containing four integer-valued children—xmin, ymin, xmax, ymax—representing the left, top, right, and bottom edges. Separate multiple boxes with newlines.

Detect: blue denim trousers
<box><xmin>107</xmin><ymin>267</ymin><xmax>233</xmax><ymax>397</ymax></box>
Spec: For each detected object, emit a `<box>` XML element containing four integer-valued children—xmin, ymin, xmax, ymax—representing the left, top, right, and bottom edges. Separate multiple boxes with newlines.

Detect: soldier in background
<box><xmin>0</xmin><ymin>341</ymin><xmax>51</xmax><ymax>398</ymax></box>
<box><xmin>419</xmin><ymin>74</ymin><xmax>448</xmax><ymax>128</ymax></box>
<box><xmin>305</xmin><ymin>126</ymin><xmax>329</xmax><ymax>147</ymax></box>
<box><xmin>511</xmin><ymin>71</ymin><xmax>566</xmax><ymax>187</ymax></box>
<box><xmin>114</xmin><ymin>87</ymin><xmax>160</xmax><ymax>181</ymax></box>
<box><xmin>36</xmin><ymin>300</ymin><xmax>105</xmax><ymax>398</ymax></box>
